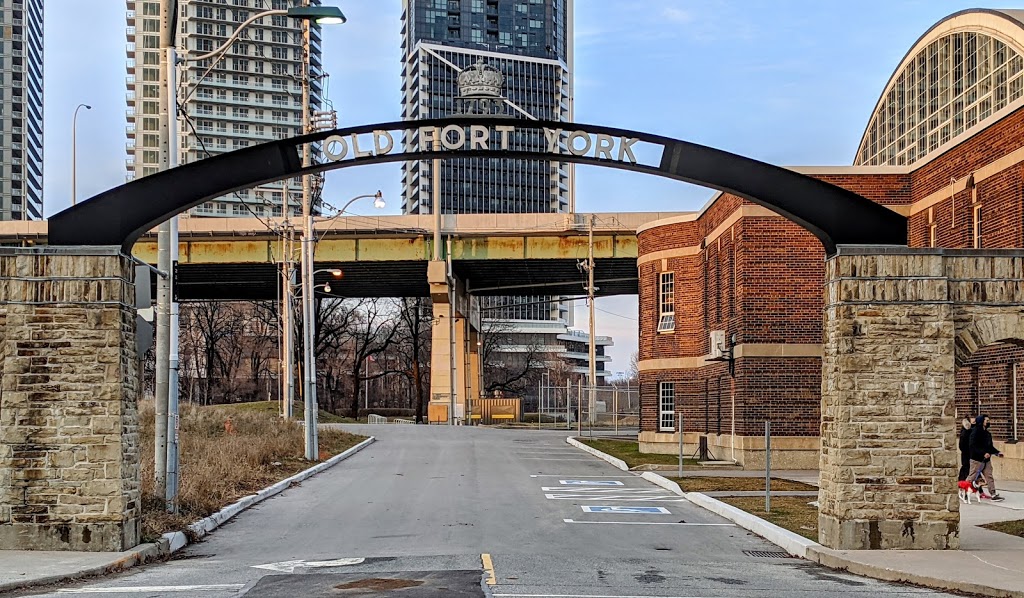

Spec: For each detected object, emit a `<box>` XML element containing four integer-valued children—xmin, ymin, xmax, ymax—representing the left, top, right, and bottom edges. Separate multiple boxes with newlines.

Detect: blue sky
<box><xmin>41</xmin><ymin>1</ymin><xmax>1020</xmax><ymax>373</ymax></box>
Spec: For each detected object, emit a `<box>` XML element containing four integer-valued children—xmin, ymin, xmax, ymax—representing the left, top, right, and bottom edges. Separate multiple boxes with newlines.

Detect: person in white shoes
<box><xmin>968</xmin><ymin>414</ymin><xmax>1005</xmax><ymax>501</ymax></box>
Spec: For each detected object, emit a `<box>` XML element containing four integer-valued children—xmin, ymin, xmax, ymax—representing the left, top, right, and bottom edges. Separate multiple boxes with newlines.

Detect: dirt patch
<box><xmin>981</xmin><ymin>519</ymin><xmax>1024</xmax><ymax>538</ymax></box>
<box><xmin>669</xmin><ymin>476</ymin><xmax>817</xmax><ymax>493</ymax></box>
<box><xmin>720</xmin><ymin>496</ymin><xmax>819</xmax><ymax>541</ymax></box>
<box><xmin>333</xmin><ymin>578</ymin><xmax>425</xmax><ymax>591</ymax></box>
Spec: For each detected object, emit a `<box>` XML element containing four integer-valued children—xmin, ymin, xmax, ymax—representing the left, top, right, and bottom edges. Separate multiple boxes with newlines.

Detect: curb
<box><xmin>0</xmin><ymin>544</ymin><xmax>161</xmax><ymax>594</ymax></box>
<box><xmin>639</xmin><ymin>471</ymin><xmax>685</xmax><ymax>496</ymax></box>
<box><xmin>684</xmin><ymin>492</ymin><xmax>1024</xmax><ymax>598</ymax></box>
<box><xmin>806</xmin><ymin>546</ymin><xmax>1023</xmax><ymax>598</ymax></box>
<box><xmin>684</xmin><ymin>492</ymin><xmax>817</xmax><ymax>559</ymax></box>
<box><xmin>0</xmin><ymin>436</ymin><xmax>375</xmax><ymax>595</ymax></box>
<box><xmin>566</xmin><ymin>437</ymin><xmax>628</xmax><ymax>470</ymax></box>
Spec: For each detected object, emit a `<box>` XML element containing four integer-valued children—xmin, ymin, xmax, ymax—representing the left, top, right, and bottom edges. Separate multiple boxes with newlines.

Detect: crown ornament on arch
<box><xmin>458</xmin><ymin>58</ymin><xmax>505</xmax><ymax>98</ymax></box>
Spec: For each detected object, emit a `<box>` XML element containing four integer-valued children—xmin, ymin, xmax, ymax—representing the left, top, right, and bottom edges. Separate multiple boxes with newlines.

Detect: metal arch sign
<box><xmin>318</xmin><ymin>124</ymin><xmax>641</xmax><ymax>165</ymax></box>
<box><xmin>48</xmin><ymin>116</ymin><xmax>907</xmax><ymax>256</ymax></box>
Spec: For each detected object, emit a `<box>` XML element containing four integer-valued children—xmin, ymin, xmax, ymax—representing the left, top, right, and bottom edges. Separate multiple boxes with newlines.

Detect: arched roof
<box><xmin>855</xmin><ymin>9</ymin><xmax>1024</xmax><ymax>166</ymax></box>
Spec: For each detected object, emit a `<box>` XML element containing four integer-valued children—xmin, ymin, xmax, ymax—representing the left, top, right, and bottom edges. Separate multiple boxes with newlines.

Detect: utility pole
<box><xmin>300</xmin><ymin>1</ymin><xmax>319</xmax><ymax>460</ymax></box>
<box><xmin>587</xmin><ymin>214</ymin><xmax>597</xmax><ymax>424</ymax></box>
<box><xmin>154</xmin><ymin>0</ymin><xmax>176</xmax><ymax>505</ymax></box>
<box><xmin>281</xmin><ymin>216</ymin><xmax>295</xmax><ymax>419</ymax></box>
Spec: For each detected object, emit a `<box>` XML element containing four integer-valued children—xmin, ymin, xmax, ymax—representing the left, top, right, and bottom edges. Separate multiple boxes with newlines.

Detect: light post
<box><xmin>302</xmin><ymin>191</ymin><xmax>383</xmax><ymax>459</ymax></box>
<box><xmin>155</xmin><ymin>1</ymin><xmax>347</xmax><ymax>508</ymax></box>
<box><xmin>71</xmin><ymin>104</ymin><xmax>91</xmax><ymax>206</ymax></box>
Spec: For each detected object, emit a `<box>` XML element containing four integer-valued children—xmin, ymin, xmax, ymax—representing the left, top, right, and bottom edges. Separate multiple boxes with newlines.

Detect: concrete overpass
<box><xmin>0</xmin><ymin>212</ymin><xmax>685</xmax><ymax>300</ymax></box>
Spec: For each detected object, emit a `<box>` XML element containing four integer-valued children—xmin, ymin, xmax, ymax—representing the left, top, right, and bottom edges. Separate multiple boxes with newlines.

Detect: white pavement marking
<box><xmin>57</xmin><ymin>585</ymin><xmax>245</xmax><ymax>594</ymax></box>
<box><xmin>494</xmin><ymin>595</ymin><xmax>707</xmax><ymax>598</ymax></box>
<box><xmin>563</xmin><ymin>518</ymin><xmax>734</xmax><ymax>526</ymax></box>
<box><xmin>546</xmin><ymin>494</ymin><xmax>685</xmax><ymax>502</ymax></box>
<box><xmin>559</xmin><ymin>480</ymin><xmax>624</xmax><ymax>486</ymax></box>
<box><xmin>543</xmin><ymin>487</ymin><xmax>684</xmax><ymax>501</ymax></box>
<box><xmin>521</xmin><ymin>458</ymin><xmax>597</xmax><ymax>461</ymax></box>
<box><xmin>494</xmin><ymin>594</ymin><xmax>707</xmax><ymax>598</ymax></box>
<box><xmin>530</xmin><ymin>475</ymin><xmax>632</xmax><ymax>478</ymax></box>
<box><xmin>251</xmin><ymin>557</ymin><xmax>365</xmax><ymax>573</ymax></box>
<box><xmin>581</xmin><ymin>505</ymin><xmax>671</xmax><ymax>514</ymax></box>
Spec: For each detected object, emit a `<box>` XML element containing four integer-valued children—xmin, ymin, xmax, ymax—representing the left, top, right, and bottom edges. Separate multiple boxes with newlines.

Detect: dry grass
<box><xmin>577</xmin><ymin>437</ymin><xmax>697</xmax><ymax>469</ymax></box>
<box><xmin>982</xmin><ymin>519</ymin><xmax>1024</xmax><ymax>538</ymax></box>
<box><xmin>216</xmin><ymin>400</ymin><xmax>357</xmax><ymax>423</ymax></box>
<box><xmin>668</xmin><ymin>476</ymin><xmax>817</xmax><ymax>493</ymax></box>
<box><xmin>720</xmin><ymin>497</ymin><xmax>820</xmax><ymax>541</ymax></box>
<box><xmin>139</xmin><ymin>400</ymin><xmax>364</xmax><ymax>541</ymax></box>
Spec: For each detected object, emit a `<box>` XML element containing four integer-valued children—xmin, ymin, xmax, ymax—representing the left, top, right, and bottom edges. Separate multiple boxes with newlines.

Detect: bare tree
<box><xmin>345</xmin><ymin>298</ymin><xmax>402</xmax><ymax>418</ymax></box>
<box><xmin>397</xmin><ymin>297</ymin><xmax>432</xmax><ymax>422</ymax></box>
<box><xmin>480</xmin><ymin>319</ymin><xmax>547</xmax><ymax>397</ymax></box>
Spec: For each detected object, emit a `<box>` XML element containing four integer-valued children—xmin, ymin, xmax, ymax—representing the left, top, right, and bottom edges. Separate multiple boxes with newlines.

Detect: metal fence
<box><xmin>533</xmin><ymin>382</ymin><xmax>639</xmax><ymax>433</ymax></box>
<box><xmin>367</xmin><ymin>414</ymin><xmax>388</xmax><ymax>424</ymax></box>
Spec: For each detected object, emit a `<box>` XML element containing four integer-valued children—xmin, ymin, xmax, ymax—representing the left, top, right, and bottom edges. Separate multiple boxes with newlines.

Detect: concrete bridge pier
<box><xmin>0</xmin><ymin>247</ymin><xmax>141</xmax><ymax>551</ymax></box>
<box><xmin>427</xmin><ymin>261</ymin><xmax>481</xmax><ymax>423</ymax></box>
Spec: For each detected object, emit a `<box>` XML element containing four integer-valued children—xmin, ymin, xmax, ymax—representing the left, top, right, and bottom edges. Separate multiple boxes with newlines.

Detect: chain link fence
<box><xmin>529</xmin><ymin>383</ymin><xmax>639</xmax><ymax>433</ymax></box>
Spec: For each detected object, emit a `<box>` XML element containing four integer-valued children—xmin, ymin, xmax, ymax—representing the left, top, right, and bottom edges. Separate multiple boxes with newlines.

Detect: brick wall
<box><xmin>955</xmin><ymin>343</ymin><xmax>1024</xmax><ymax>441</ymax></box>
<box><xmin>638</xmin><ymin>105</ymin><xmax>1024</xmax><ymax>447</ymax></box>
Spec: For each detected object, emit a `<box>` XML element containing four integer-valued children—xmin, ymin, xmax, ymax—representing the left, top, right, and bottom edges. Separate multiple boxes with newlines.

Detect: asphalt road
<box><xmin>22</xmin><ymin>425</ymin><xmax>957</xmax><ymax>597</ymax></box>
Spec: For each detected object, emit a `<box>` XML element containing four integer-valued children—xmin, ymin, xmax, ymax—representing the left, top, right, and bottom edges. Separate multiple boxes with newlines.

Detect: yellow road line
<box><xmin>481</xmin><ymin>553</ymin><xmax>497</xmax><ymax>585</ymax></box>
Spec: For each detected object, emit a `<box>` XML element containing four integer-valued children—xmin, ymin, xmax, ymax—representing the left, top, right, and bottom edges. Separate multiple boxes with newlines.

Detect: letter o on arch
<box><xmin>442</xmin><ymin>125</ymin><xmax>466</xmax><ymax>150</ymax></box>
<box><xmin>568</xmin><ymin>131</ymin><xmax>592</xmax><ymax>156</ymax></box>
<box><xmin>324</xmin><ymin>135</ymin><xmax>349</xmax><ymax>161</ymax></box>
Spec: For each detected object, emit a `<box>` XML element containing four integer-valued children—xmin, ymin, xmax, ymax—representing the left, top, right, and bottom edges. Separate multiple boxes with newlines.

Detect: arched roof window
<box><xmin>855</xmin><ymin>10</ymin><xmax>1024</xmax><ymax>166</ymax></box>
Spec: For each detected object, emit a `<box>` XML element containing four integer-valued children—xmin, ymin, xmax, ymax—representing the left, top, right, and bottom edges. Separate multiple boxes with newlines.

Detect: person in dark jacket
<box><xmin>968</xmin><ymin>414</ymin><xmax>1004</xmax><ymax>500</ymax></box>
<box><xmin>958</xmin><ymin>416</ymin><xmax>973</xmax><ymax>481</ymax></box>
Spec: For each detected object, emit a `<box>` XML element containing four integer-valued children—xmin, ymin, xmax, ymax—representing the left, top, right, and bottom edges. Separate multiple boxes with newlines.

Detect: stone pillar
<box><xmin>819</xmin><ymin>248</ymin><xmax>958</xmax><ymax>550</ymax></box>
<box><xmin>0</xmin><ymin>248</ymin><xmax>141</xmax><ymax>551</ymax></box>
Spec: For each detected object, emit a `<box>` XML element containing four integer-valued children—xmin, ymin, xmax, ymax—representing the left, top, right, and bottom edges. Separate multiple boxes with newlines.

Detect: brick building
<box><xmin>638</xmin><ymin>8</ymin><xmax>1024</xmax><ymax>478</ymax></box>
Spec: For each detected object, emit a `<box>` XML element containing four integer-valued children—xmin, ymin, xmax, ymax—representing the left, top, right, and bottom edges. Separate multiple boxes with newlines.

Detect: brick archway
<box><xmin>955</xmin><ymin>309</ymin><xmax>1024</xmax><ymax>366</ymax></box>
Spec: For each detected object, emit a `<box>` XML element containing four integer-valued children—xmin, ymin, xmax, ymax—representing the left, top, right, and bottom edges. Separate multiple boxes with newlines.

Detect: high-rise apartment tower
<box><xmin>0</xmin><ymin>0</ymin><xmax>43</xmax><ymax>220</ymax></box>
<box><xmin>126</xmin><ymin>0</ymin><xmax>323</xmax><ymax>217</ymax></box>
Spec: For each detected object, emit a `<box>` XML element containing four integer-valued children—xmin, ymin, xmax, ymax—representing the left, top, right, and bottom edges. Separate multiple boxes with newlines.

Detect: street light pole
<box><xmin>587</xmin><ymin>214</ymin><xmax>597</xmax><ymax>424</ymax></box>
<box><xmin>300</xmin><ymin>0</ymin><xmax>319</xmax><ymax>461</ymax></box>
<box><xmin>71</xmin><ymin>104</ymin><xmax>91</xmax><ymax>206</ymax></box>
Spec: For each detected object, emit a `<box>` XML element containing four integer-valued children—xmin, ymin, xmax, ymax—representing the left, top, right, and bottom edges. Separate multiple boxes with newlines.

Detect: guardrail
<box><xmin>392</xmin><ymin>418</ymin><xmax>416</xmax><ymax>425</ymax></box>
<box><xmin>367</xmin><ymin>414</ymin><xmax>387</xmax><ymax>424</ymax></box>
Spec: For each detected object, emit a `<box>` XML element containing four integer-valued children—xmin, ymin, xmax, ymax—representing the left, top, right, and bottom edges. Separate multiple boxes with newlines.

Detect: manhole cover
<box><xmin>246</xmin><ymin>570</ymin><xmax>484</xmax><ymax>597</ymax></box>
<box><xmin>743</xmin><ymin>550</ymin><xmax>794</xmax><ymax>558</ymax></box>
<box><xmin>334</xmin><ymin>578</ymin><xmax>424</xmax><ymax>591</ymax></box>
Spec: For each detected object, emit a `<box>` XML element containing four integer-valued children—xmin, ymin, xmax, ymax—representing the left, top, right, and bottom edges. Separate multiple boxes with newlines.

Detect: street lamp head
<box><xmin>324</xmin><ymin>282</ymin><xmax>332</xmax><ymax>294</ymax></box>
<box><xmin>328</xmin><ymin>269</ymin><xmax>343</xmax><ymax>278</ymax></box>
<box><xmin>373</xmin><ymin>190</ymin><xmax>385</xmax><ymax>210</ymax></box>
<box><xmin>286</xmin><ymin>6</ymin><xmax>347</xmax><ymax>25</ymax></box>
<box><xmin>84</xmin><ymin>105</ymin><xmax>93</xmax><ymax>110</ymax></box>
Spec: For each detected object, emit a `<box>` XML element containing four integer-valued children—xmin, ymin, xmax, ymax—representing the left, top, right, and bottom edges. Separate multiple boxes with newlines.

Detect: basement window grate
<box><xmin>743</xmin><ymin>550</ymin><xmax>794</xmax><ymax>559</ymax></box>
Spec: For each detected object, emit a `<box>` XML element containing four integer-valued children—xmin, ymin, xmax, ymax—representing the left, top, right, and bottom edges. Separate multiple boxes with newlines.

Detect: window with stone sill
<box><xmin>659</xmin><ymin>382</ymin><xmax>675</xmax><ymax>432</ymax></box>
<box><xmin>658</xmin><ymin>271</ymin><xmax>675</xmax><ymax>332</ymax></box>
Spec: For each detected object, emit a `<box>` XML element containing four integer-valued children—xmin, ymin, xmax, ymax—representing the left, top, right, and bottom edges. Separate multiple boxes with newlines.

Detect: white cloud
<box><xmin>662</xmin><ymin>6</ymin><xmax>693</xmax><ymax>24</ymax></box>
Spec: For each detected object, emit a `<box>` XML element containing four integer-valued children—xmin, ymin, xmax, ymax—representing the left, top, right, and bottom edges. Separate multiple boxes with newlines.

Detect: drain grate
<box><xmin>743</xmin><ymin>550</ymin><xmax>793</xmax><ymax>558</ymax></box>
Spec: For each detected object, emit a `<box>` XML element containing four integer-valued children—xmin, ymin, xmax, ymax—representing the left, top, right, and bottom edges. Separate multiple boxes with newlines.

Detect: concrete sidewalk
<box><xmin>0</xmin><ymin>545</ymin><xmax>162</xmax><ymax>593</ymax></box>
<box><xmin>811</xmin><ymin>490</ymin><xmax>1024</xmax><ymax>598</ymax></box>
